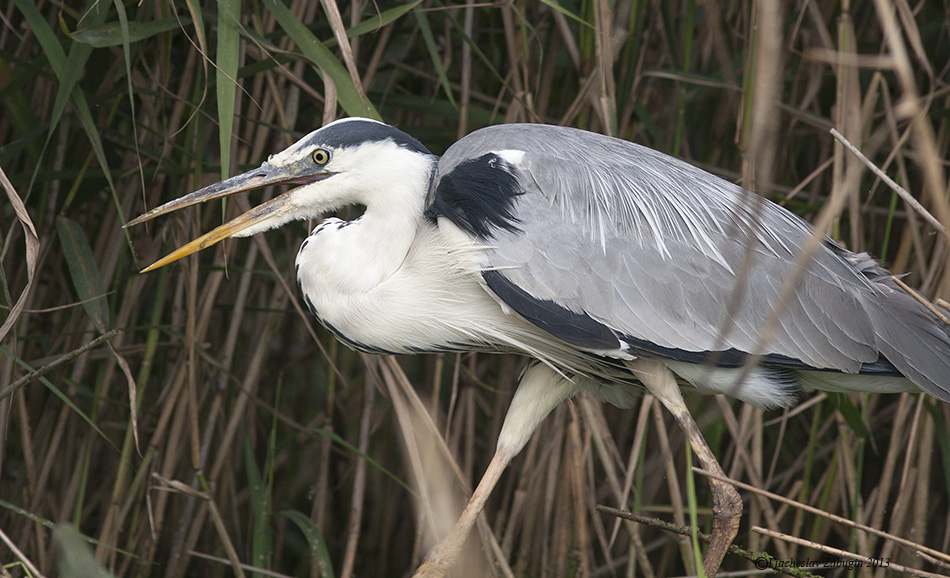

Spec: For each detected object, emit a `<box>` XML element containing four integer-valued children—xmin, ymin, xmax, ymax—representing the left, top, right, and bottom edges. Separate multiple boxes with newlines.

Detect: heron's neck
<box><xmin>347</xmin><ymin>201</ymin><xmax>422</xmax><ymax>287</ymax></box>
<box><xmin>300</xmin><ymin>168</ymin><xmax>433</xmax><ymax>296</ymax></box>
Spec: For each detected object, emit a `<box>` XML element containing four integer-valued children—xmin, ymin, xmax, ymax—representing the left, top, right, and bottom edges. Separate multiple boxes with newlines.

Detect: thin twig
<box><xmin>187</xmin><ymin>550</ymin><xmax>295</xmax><ymax>578</ymax></box>
<box><xmin>891</xmin><ymin>276</ymin><xmax>950</xmax><ymax>324</ymax></box>
<box><xmin>0</xmin><ymin>329</ymin><xmax>122</xmax><ymax>401</ymax></box>
<box><xmin>0</xmin><ymin>525</ymin><xmax>45</xmax><ymax>578</ymax></box>
<box><xmin>152</xmin><ymin>474</ymin><xmax>247</xmax><ymax>578</ymax></box>
<box><xmin>339</xmin><ymin>372</ymin><xmax>375</xmax><ymax>578</ymax></box>
<box><xmin>694</xmin><ymin>468</ymin><xmax>950</xmax><ymax>566</ymax></box>
<box><xmin>752</xmin><ymin>527</ymin><xmax>949</xmax><ymax>578</ymax></box>
<box><xmin>595</xmin><ymin>506</ymin><xmax>819</xmax><ymax>578</ymax></box>
<box><xmin>830</xmin><ymin>128</ymin><xmax>946</xmax><ymax>235</ymax></box>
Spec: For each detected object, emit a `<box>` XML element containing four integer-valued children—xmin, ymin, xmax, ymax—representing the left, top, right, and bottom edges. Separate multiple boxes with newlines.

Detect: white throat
<box><xmin>301</xmin><ymin>210</ymin><xmax>420</xmax><ymax>295</ymax></box>
<box><xmin>295</xmin><ymin>151</ymin><xmax>435</xmax><ymax>296</ymax></box>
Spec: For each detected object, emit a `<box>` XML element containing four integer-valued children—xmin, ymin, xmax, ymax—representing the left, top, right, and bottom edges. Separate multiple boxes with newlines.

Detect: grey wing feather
<box><xmin>433</xmin><ymin>124</ymin><xmax>950</xmax><ymax>401</ymax></box>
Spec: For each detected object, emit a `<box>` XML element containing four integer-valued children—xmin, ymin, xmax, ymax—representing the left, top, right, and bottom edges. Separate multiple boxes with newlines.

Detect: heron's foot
<box><xmin>702</xmin><ymin>479</ymin><xmax>743</xmax><ymax>578</ymax></box>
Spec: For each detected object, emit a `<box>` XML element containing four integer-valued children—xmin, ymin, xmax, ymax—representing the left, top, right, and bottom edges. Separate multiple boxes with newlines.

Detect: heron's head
<box><xmin>126</xmin><ymin>117</ymin><xmax>434</xmax><ymax>272</ymax></box>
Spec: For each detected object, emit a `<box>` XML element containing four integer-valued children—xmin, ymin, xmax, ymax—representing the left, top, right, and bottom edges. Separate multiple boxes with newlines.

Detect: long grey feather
<box><xmin>433</xmin><ymin>124</ymin><xmax>950</xmax><ymax>401</ymax></box>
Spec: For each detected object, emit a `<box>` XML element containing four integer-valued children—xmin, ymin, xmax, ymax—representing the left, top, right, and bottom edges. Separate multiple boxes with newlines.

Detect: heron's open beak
<box><xmin>126</xmin><ymin>163</ymin><xmax>328</xmax><ymax>272</ymax></box>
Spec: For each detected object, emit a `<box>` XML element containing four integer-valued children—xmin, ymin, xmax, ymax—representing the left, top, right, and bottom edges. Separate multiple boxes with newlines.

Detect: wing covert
<box><xmin>428</xmin><ymin>124</ymin><xmax>916</xmax><ymax>375</ymax></box>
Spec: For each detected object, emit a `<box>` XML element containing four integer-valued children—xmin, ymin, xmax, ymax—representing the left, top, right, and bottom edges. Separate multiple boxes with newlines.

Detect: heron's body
<box><xmin>130</xmin><ymin>118</ymin><xmax>950</xmax><ymax>577</ymax></box>
<box><xmin>295</xmin><ymin>213</ymin><xmax>529</xmax><ymax>355</ymax></box>
<box><xmin>294</xmin><ymin>188</ymin><xmax>644</xmax><ymax>413</ymax></box>
<box><xmin>292</xmin><ymin>121</ymin><xmax>948</xmax><ymax>409</ymax></box>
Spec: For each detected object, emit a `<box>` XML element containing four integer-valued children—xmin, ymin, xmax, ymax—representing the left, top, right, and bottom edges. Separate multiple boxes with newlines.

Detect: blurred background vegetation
<box><xmin>1</xmin><ymin>0</ymin><xmax>949</xmax><ymax>577</ymax></box>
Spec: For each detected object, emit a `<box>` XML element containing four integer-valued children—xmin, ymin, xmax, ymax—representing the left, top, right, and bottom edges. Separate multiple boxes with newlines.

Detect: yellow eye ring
<box><xmin>311</xmin><ymin>148</ymin><xmax>331</xmax><ymax>165</ymax></box>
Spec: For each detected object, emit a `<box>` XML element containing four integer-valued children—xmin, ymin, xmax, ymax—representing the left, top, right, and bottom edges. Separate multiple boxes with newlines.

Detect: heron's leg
<box><xmin>631</xmin><ymin>359</ymin><xmax>743</xmax><ymax>578</ymax></box>
<box><xmin>413</xmin><ymin>363</ymin><xmax>580</xmax><ymax>578</ymax></box>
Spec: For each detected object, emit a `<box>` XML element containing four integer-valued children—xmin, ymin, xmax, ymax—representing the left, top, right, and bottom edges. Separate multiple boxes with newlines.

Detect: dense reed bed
<box><xmin>1</xmin><ymin>1</ymin><xmax>949</xmax><ymax>576</ymax></box>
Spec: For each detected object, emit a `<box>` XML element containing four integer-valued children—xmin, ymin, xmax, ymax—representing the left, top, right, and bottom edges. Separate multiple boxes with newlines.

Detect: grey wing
<box><xmin>429</xmin><ymin>124</ymin><xmax>950</xmax><ymax>401</ymax></box>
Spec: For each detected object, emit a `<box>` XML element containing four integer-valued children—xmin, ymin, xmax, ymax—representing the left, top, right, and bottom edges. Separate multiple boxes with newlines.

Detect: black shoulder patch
<box><xmin>311</xmin><ymin>119</ymin><xmax>431</xmax><ymax>155</ymax></box>
<box><xmin>426</xmin><ymin>153</ymin><xmax>523</xmax><ymax>240</ymax></box>
<box><xmin>483</xmin><ymin>270</ymin><xmax>621</xmax><ymax>349</ymax></box>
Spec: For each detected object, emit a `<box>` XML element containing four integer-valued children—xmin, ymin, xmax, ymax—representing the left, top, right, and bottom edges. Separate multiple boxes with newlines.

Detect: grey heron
<box><xmin>127</xmin><ymin>117</ymin><xmax>950</xmax><ymax>577</ymax></box>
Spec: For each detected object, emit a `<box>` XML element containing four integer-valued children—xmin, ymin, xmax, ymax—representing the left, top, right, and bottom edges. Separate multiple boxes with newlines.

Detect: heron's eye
<box><xmin>311</xmin><ymin>148</ymin><xmax>331</xmax><ymax>166</ymax></box>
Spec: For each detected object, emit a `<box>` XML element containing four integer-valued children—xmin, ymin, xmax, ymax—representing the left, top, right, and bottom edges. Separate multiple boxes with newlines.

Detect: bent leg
<box><xmin>631</xmin><ymin>359</ymin><xmax>743</xmax><ymax>578</ymax></box>
<box><xmin>413</xmin><ymin>363</ymin><xmax>579</xmax><ymax>577</ymax></box>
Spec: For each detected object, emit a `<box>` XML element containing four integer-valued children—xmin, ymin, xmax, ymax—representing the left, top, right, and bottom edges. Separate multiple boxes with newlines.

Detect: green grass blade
<box><xmin>56</xmin><ymin>216</ymin><xmax>109</xmax><ymax>332</ymax></box>
<box><xmin>15</xmin><ymin>0</ymin><xmax>122</xmax><ymax>227</ymax></box>
<box><xmin>684</xmin><ymin>439</ymin><xmax>705</xmax><ymax>578</ymax></box>
<box><xmin>825</xmin><ymin>392</ymin><xmax>870</xmax><ymax>439</ymax></box>
<box><xmin>217</xmin><ymin>0</ymin><xmax>240</xmax><ymax>178</ymax></box>
<box><xmin>244</xmin><ymin>436</ymin><xmax>272</xmax><ymax>577</ymax></box>
<box><xmin>280</xmin><ymin>510</ymin><xmax>335</xmax><ymax>578</ymax></box>
<box><xmin>314</xmin><ymin>427</ymin><xmax>414</xmax><ymax>495</ymax></box>
<box><xmin>264</xmin><ymin>0</ymin><xmax>379</xmax><ymax>119</ymax></box>
<box><xmin>345</xmin><ymin>2</ymin><xmax>419</xmax><ymax>39</ymax></box>
<box><xmin>13</xmin><ymin>0</ymin><xmax>66</xmax><ymax>76</ymax></box>
<box><xmin>111</xmin><ymin>0</ymin><xmax>144</xmax><ymax>227</ymax></box>
<box><xmin>48</xmin><ymin>7</ymin><xmax>98</xmax><ymax>156</ymax></box>
<box><xmin>413</xmin><ymin>8</ymin><xmax>456</xmax><ymax>109</ymax></box>
<box><xmin>539</xmin><ymin>0</ymin><xmax>592</xmax><ymax>28</ymax></box>
<box><xmin>70</xmin><ymin>16</ymin><xmax>189</xmax><ymax>47</ymax></box>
